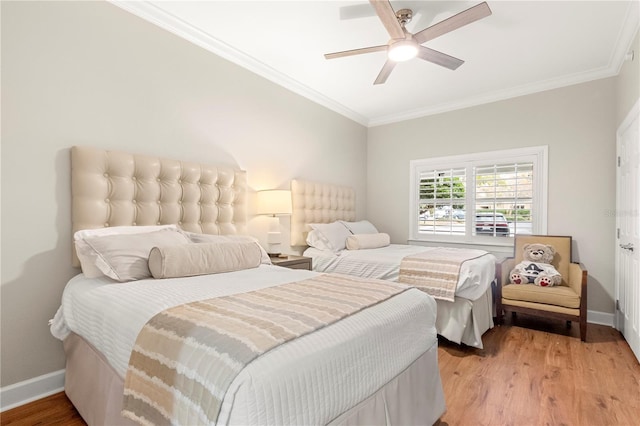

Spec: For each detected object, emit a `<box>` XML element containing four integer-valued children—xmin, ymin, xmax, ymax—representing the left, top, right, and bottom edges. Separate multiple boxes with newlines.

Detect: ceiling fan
<box><xmin>324</xmin><ymin>0</ymin><xmax>492</xmax><ymax>85</ymax></box>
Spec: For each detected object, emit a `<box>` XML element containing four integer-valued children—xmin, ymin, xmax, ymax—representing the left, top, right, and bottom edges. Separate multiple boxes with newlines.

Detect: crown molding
<box><xmin>109</xmin><ymin>1</ymin><xmax>369</xmax><ymax>127</ymax></box>
<box><xmin>110</xmin><ymin>1</ymin><xmax>639</xmax><ymax>129</ymax></box>
<box><xmin>368</xmin><ymin>64</ymin><xmax>619</xmax><ymax>126</ymax></box>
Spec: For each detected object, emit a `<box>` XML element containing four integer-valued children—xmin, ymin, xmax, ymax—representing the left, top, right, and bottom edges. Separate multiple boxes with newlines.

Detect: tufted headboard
<box><xmin>71</xmin><ymin>146</ymin><xmax>248</xmax><ymax>266</ymax></box>
<box><xmin>290</xmin><ymin>179</ymin><xmax>356</xmax><ymax>246</ymax></box>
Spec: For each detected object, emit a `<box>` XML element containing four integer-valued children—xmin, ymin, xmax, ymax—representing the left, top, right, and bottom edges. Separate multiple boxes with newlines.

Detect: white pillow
<box><xmin>74</xmin><ymin>224</ymin><xmax>179</xmax><ymax>241</ymax></box>
<box><xmin>346</xmin><ymin>233</ymin><xmax>390</xmax><ymax>250</ymax></box>
<box><xmin>308</xmin><ymin>222</ymin><xmax>351</xmax><ymax>252</ymax></box>
<box><xmin>181</xmin><ymin>232</ymin><xmax>272</xmax><ymax>265</ymax></box>
<box><xmin>81</xmin><ymin>229</ymin><xmax>190</xmax><ymax>282</ymax></box>
<box><xmin>306</xmin><ymin>229</ymin><xmax>332</xmax><ymax>251</ymax></box>
<box><xmin>339</xmin><ymin>220</ymin><xmax>379</xmax><ymax>234</ymax></box>
<box><xmin>74</xmin><ymin>225</ymin><xmax>179</xmax><ymax>277</ymax></box>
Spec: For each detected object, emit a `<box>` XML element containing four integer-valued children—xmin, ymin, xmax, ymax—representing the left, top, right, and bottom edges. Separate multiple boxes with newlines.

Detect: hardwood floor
<box><xmin>0</xmin><ymin>392</ymin><xmax>84</xmax><ymax>425</ymax></box>
<box><xmin>2</xmin><ymin>319</ymin><xmax>638</xmax><ymax>426</ymax></box>
<box><xmin>437</xmin><ymin>315</ymin><xmax>640</xmax><ymax>426</ymax></box>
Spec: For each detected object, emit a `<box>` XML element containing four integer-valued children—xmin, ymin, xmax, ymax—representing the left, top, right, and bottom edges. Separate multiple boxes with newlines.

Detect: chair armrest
<box><xmin>567</xmin><ymin>262</ymin><xmax>587</xmax><ymax>297</ymax></box>
<box><xmin>497</xmin><ymin>257</ymin><xmax>515</xmax><ymax>288</ymax></box>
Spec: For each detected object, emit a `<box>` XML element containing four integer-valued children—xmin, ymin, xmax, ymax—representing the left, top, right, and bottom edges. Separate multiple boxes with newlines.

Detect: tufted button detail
<box><xmin>104</xmin><ymin>223</ymin><xmax>109</xmax><ymax>227</ymax></box>
<box><xmin>105</xmin><ymin>198</ymin><xmax>110</xmax><ymax>203</ymax></box>
<box><xmin>103</xmin><ymin>173</ymin><xmax>109</xmax><ymax>178</ymax></box>
<box><xmin>198</xmin><ymin>220</ymin><xmax>202</xmax><ymax>224</ymax></box>
<box><xmin>132</xmin><ymin>222</ymin><xmax>136</xmax><ymax>226</ymax></box>
<box><xmin>132</xmin><ymin>176</ymin><xmax>137</xmax><ymax>181</ymax></box>
<box><xmin>178</xmin><ymin>179</ymin><xmax>182</xmax><ymax>184</ymax></box>
<box><xmin>156</xmin><ymin>178</ymin><xmax>161</xmax><ymax>182</ymax></box>
<box><xmin>178</xmin><ymin>200</ymin><xmax>182</xmax><ymax>204</ymax></box>
<box><xmin>197</xmin><ymin>201</ymin><xmax>201</xmax><ymax>205</ymax></box>
<box><xmin>157</xmin><ymin>221</ymin><xmax>161</xmax><ymax>225</ymax></box>
<box><xmin>178</xmin><ymin>221</ymin><xmax>182</xmax><ymax>225</ymax></box>
<box><xmin>157</xmin><ymin>200</ymin><xmax>161</xmax><ymax>204</ymax></box>
<box><xmin>132</xmin><ymin>200</ymin><xmax>137</xmax><ymax>204</ymax></box>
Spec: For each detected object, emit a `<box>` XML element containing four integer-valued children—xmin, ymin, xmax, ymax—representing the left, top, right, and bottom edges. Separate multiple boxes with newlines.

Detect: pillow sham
<box><xmin>339</xmin><ymin>220</ymin><xmax>379</xmax><ymax>235</ymax></box>
<box><xmin>181</xmin><ymin>232</ymin><xmax>272</xmax><ymax>265</ymax></box>
<box><xmin>306</xmin><ymin>229</ymin><xmax>332</xmax><ymax>251</ymax></box>
<box><xmin>81</xmin><ymin>229</ymin><xmax>190</xmax><ymax>282</ymax></box>
<box><xmin>148</xmin><ymin>241</ymin><xmax>262</xmax><ymax>279</ymax></box>
<box><xmin>346</xmin><ymin>233</ymin><xmax>391</xmax><ymax>250</ymax></box>
<box><xmin>74</xmin><ymin>225</ymin><xmax>179</xmax><ymax>277</ymax></box>
<box><xmin>74</xmin><ymin>224</ymin><xmax>179</xmax><ymax>241</ymax></box>
<box><xmin>308</xmin><ymin>222</ymin><xmax>352</xmax><ymax>252</ymax></box>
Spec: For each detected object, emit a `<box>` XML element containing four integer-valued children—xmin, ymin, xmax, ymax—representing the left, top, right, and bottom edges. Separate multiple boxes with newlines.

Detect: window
<box><xmin>409</xmin><ymin>146</ymin><xmax>548</xmax><ymax>243</ymax></box>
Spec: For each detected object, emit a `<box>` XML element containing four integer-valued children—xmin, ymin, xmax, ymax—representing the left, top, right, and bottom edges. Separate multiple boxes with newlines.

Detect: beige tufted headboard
<box><xmin>71</xmin><ymin>146</ymin><xmax>248</xmax><ymax>266</ymax></box>
<box><xmin>290</xmin><ymin>179</ymin><xmax>356</xmax><ymax>246</ymax></box>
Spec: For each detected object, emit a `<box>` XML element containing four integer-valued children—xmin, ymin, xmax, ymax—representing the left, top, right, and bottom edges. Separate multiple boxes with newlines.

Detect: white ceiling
<box><xmin>114</xmin><ymin>1</ymin><xmax>639</xmax><ymax>127</ymax></box>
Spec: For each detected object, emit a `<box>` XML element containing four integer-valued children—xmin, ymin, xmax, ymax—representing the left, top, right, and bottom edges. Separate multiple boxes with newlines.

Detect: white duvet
<box><xmin>305</xmin><ymin>244</ymin><xmax>496</xmax><ymax>301</ymax></box>
<box><xmin>50</xmin><ymin>265</ymin><xmax>438</xmax><ymax>425</ymax></box>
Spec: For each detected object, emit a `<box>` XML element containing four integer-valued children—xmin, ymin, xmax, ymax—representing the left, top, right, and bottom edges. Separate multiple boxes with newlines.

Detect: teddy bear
<box><xmin>509</xmin><ymin>243</ymin><xmax>562</xmax><ymax>287</ymax></box>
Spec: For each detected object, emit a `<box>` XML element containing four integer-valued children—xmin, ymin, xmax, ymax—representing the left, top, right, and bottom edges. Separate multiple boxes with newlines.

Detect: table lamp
<box><xmin>256</xmin><ymin>189</ymin><xmax>292</xmax><ymax>257</ymax></box>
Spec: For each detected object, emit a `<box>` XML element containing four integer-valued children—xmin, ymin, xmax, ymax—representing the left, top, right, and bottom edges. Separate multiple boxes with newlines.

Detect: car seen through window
<box><xmin>475</xmin><ymin>212</ymin><xmax>510</xmax><ymax>237</ymax></box>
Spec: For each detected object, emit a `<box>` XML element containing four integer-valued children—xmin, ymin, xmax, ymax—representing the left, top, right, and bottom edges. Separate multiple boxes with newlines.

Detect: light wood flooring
<box><xmin>2</xmin><ymin>317</ymin><xmax>639</xmax><ymax>425</ymax></box>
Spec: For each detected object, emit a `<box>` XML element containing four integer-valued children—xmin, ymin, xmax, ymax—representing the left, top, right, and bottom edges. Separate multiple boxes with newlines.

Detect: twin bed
<box><xmin>50</xmin><ymin>147</ymin><xmax>446</xmax><ymax>425</ymax></box>
<box><xmin>290</xmin><ymin>179</ymin><xmax>497</xmax><ymax>349</ymax></box>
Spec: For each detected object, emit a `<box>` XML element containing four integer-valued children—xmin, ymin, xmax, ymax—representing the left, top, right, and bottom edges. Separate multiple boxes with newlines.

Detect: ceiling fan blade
<box><xmin>374</xmin><ymin>60</ymin><xmax>396</xmax><ymax>85</ymax></box>
<box><xmin>369</xmin><ymin>0</ymin><xmax>405</xmax><ymax>39</ymax></box>
<box><xmin>417</xmin><ymin>46</ymin><xmax>464</xmax><ymax>70</ymax></box>
<box><xmin>324</xmin><ymin>45</ymin><xmax>387</xmax><ymax>60</ymax></box>
<box><xmin>414</xmin><ymin>2</ymin><xmax>492</xmax><ymax>45</ymax></box>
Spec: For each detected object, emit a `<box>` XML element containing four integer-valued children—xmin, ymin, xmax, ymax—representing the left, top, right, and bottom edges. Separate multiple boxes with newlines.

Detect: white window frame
<box><xmin>409</xmin><ymin>146</ymin><xmax>548</xmax><ymax>245</ymax></box>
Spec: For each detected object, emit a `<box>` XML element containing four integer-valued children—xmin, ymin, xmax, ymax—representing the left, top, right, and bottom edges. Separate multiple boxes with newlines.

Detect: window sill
<box><xmin>407</xmin><ymin>238</ymin><xmax>514</xmax><ymax>257</ymax></box>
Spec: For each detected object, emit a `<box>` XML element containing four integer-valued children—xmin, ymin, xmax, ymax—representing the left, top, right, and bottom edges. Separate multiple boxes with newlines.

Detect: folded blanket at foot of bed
<box><xmin>399</xmin><ymin>247</ymin><xmax>489</xmax><ymax>302</ymax></box>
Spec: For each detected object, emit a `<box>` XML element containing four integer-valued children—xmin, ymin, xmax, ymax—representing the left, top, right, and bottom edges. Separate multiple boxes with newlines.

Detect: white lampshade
<box><xmin>256</xmin><ymin>190</ymin><xmax>292</xmax><ymax>216</ymax></box>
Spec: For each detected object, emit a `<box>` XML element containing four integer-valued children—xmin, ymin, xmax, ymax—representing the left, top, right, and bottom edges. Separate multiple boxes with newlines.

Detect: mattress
<box><xmin>50</xmin><ymin>265</ymin><xmax>440</xmax><ymax>425</ymax></box>
<box><xmin>304</xmin><ymin>244</ymin><xmax>496</xmax><ymax>300</ymax></box>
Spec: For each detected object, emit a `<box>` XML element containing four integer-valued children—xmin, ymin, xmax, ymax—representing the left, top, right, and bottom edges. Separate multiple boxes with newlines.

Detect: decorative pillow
<box><xmin>308</xmin><ymin>222</ymin><xmax>352</xmax><ymax>252</ymax></box>
<box><xmin>81</xmin><ymin>229</ymin><xmax>190</xmax><ymax>282</ymax></box>
<box><xmin>74</xmin><ymin>225</ymin><xmax>179</xmax><ymax>277</ymax></box>
<box><xmin>181</xmin><ymin>232</ymin><xmax>272</xmax><ymax>265</ymax></box>
<box><xmin>339</xmin><ymin>220</ymin><xmax>379</xmax><ymax>235</ymax></box>
<box><xmin>148</xmin><ymin>241</ymin><xmax>262</xmax><ymax>279</ymax></box>
<box><xmin>346</xmin><ymin>233</ymin><xmax>391</xmax><ymax>250</ymax></box>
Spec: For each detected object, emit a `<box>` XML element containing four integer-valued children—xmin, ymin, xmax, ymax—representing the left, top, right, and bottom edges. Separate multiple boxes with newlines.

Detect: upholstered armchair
<box><xmin>495</xmin><ymin>235</ymin><xmax>587</xmax><ymax>341</ymax></box>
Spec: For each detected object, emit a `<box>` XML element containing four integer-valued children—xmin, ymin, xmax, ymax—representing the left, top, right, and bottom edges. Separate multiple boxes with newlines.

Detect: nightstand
<box><xmin>270</xmin><ymin>255</ymin><xmax>312</xmax><ymax>271</ymax></box>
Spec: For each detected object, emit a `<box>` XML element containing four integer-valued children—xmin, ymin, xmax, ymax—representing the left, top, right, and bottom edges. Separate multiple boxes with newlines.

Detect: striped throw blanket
<box><xmin>121</xmin><ymin>274</ymin><xmax>410</xmax><ymax>425</ymax></box>
<box><xmin>399</xmin><ymin>247</ymin><xmax>488</xmax><ymax>302</ymax></box>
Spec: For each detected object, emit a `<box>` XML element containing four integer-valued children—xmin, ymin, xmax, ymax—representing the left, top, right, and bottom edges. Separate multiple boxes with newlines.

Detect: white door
<box><xmin>616</xmin><ymin>99</ymin><xmax>640</xmax><ymax>363</ymax></box>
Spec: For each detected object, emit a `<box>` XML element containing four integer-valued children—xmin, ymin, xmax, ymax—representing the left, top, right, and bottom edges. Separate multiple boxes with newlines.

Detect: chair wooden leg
<box><xmin>580</xmin><ymin>318</ymin><xmax>587</xmax><ymax>342</ymax></box>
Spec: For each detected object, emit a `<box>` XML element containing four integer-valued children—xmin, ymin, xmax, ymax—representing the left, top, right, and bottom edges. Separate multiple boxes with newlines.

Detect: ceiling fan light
<box><xmin>388</xmin><ymin>41</ymin><xmax>418</xmax><ymax>62</ymax></box>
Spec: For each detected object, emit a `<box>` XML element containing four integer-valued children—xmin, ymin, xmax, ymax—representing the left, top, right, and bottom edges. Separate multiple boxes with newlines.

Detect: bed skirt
<box><xmin>435</xmin><ymin>284</ymin><xmax>494</xmax><ymax>349</ymax></box>
<box><xmin>63</xmin><ymin>333</ymin><xmax>445</xmax><ymax>426</ymax></box>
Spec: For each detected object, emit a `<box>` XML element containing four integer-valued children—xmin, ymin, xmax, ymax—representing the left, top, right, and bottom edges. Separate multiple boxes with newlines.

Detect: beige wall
<box><xmin>0</xmin><ymin>1</ymin><xmax>366</xmax><ymax>387</ymax></box>
<box><xmin>367</xmin><ymin>78</ymin><xmax>618</xmax><ymax>314</ymax></box>
<box><xmin>616</xmin><ymin>30</ymin><xmax>639</xmax><ymax>126</ymax></box>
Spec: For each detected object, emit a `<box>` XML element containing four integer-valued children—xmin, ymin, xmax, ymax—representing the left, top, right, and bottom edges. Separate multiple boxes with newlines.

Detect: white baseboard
<box><xmin>588</xmin><ymin>309</ymin><xmax>615</xmax><ymax>327</ymax></box>
<box><xmin>0</xmin><ymin>369</ymin><xmax>65</xmax><ymax>412</ymax></box>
